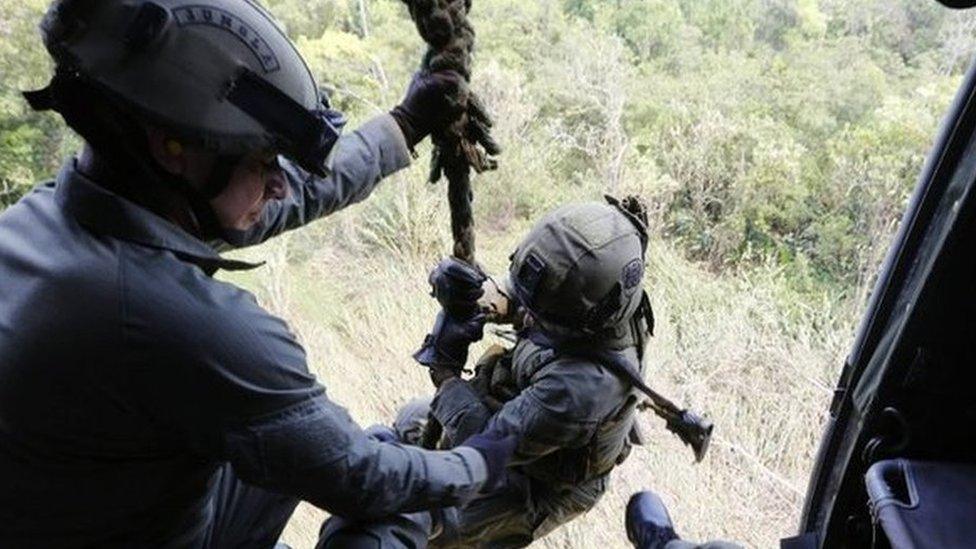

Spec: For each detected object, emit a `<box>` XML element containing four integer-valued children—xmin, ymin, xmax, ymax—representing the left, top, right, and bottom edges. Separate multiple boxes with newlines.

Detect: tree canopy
<box><xmin>2</xmin><ymin>0</ymin><xmax>971</xmax><ymax>293</ymax></box>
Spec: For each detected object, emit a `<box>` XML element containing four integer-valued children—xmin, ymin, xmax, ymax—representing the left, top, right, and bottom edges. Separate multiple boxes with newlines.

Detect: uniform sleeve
<box><xmin>484</xmin><ymin>363</ymin><xmax>605</xmax><ymax>466</ymax></box>
<box><xmin>221</xmin><ymin>114</ymin><xmax>412</xmax><ymax>248</ymax></box>
<box><xmin>433</xmin><ymin>361</ymin><xmax>609</xmax><ymax>466</ymax></box>
<box><xmin>225</xmin><ymin>392</ymin><xmax>488</xmax><ymax>518</ymax></box>
<box><xmin>128</xmin><ymin>272</ymin><xmax>486</xmax><ymax>519</ymax></box>
<box><xmin>430</xmin><ymin>378</ymin><xmax>494</xmax><ymax>447</ymax></box>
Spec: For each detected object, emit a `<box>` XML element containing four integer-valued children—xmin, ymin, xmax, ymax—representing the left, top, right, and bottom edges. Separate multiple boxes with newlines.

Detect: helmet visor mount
<box><xmin>35</xmin><ymin>0</ymin><xmax>345</xmax><ymax>176</ymax></box>
<box><xmin>226</xmin><ymin>68</ymin><xmax>346</xmax><ymax>178</ymax></box>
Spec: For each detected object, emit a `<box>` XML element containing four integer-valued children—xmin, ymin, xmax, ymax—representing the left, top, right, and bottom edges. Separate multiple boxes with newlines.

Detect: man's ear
<box><xmin>145</xmin><ymin>127</ymin><xmax>185</xmax><ymax>176</ymax></box>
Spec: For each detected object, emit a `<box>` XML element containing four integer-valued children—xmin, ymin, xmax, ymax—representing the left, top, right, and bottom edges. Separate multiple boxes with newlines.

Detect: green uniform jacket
<box><xmin>430</xmin><ymin>336</ymin><xmax>642</xmax><ymax>546</ymax></box>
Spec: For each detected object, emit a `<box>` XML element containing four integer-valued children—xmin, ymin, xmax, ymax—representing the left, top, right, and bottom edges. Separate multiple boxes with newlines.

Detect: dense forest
<box><xmin>2</xmin><ymin>1</ymin><xmax>974</xmax><ymax>546</ymax></box>
<box><xmin>4</xmin><ymin>0</ymin><xmax>973</xmax><ymax>292</ymax></box>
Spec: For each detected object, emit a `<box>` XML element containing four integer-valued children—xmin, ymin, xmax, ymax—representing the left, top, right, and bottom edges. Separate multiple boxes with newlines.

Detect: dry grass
<box><xmin>221</xmin><ymin>175</ymin><xmax>858</xmax><ymax>549</ymax></box>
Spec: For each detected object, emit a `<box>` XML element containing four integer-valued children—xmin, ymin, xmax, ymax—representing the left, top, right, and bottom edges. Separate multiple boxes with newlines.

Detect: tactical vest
<box><xmin>506</xmin><ymin>335</ymin><xmax>642</xmax><ymax>488</ymax></box>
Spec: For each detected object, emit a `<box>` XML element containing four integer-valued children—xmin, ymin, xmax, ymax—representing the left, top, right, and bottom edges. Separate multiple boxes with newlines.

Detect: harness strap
<box><xmin>524</xmin><ymin>329</ymin><xmax>671</xmax><ymax>414</ymax></box>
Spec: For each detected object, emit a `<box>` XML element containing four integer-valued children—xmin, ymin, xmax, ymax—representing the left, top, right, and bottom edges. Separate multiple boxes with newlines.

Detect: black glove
<box><xmin>390</xmin><ymin>70</ymin><xmax>465</xmax><ymax>148</ymax></box>
<box><xmin>460</xmin><ymin>427</ymin><xmax>519</xmax><ymax>492</ymax></box>
<box><xmin>364</xmin><ymin>424</ymin><xmax>398</xmax><ymax>443</ymax></box>
<box><xmin>413</xmin><ymin>310</ymin><xmax>485</xmax><ymax>369</ymax></box>
<box><xmin>428</xmin><ymin>257</ymin><xmax>486</xmax><ymax>317</ymax></box>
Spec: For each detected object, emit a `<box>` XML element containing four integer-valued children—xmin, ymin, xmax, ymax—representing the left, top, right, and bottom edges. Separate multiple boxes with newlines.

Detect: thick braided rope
<box><xmin>404</xmin><ymin>0</ymin><xmax>474</xmax><ymax>78</ymax></box>
<box><xmin>400</xmin><ymin>0</ymin><xmax>498</xmax><ymax>264</ymax></box>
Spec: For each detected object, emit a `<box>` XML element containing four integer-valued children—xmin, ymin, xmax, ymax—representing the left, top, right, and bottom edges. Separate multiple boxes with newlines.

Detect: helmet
<box><xmin>28</xmin><ymin>0</ymin><xmax>344</xmax><ymax>176</ymax></box>
<box><xmin>509</xmin><ymin>196</ymin><xmax>649</xmax><ymax>341</ymax></box>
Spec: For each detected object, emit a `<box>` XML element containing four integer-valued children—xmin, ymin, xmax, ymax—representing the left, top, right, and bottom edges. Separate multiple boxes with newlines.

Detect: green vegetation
<box><xmin>2</xmin><ymin>1</ymin><xmax>974</xmax><ymax>546</ymax></box>
<box><xmin>3</xmin><ymin>0</ymin><xmax>968</xmax><ymax>294</ymax></box>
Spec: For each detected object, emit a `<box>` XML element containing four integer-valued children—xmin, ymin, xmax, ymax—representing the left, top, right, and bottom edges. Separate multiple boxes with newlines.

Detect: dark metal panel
<box><xmin>797</xmin><ymin>53</ymin><xmax>976</xmax><ymax>544</ymax></box>
<box><xmin>936</xmin><ymin>1</ymin><xmax>976</xmax><ymax>8</ymax></box>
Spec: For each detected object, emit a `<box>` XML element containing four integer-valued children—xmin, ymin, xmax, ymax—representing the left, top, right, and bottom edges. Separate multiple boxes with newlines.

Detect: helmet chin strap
<box><xmin>189</xmin><ymin>153</ymin><xmax>241</xmax><ymax>241</ymax></box>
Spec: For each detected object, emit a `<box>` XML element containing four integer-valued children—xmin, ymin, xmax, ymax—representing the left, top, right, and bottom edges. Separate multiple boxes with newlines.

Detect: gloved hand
<box><xmin>413</xmin><ymin>310</ymin><xmax>486</xmax><ymax>370</ymax></box>
<box><xmin>390</xmin><ymin>70</ymin><xmax>465</xmax><ymax>148</ymax></box>
<box><xmin>364</xmin><ymin>424</ymin><xmax>399</xmax><ymax>443</ymax></box>
<box><xmin>460</xmin><ymin>427</ymin><xmax>518</xmax><ymax>492</ymax></box>
<box><xmin>428</xmin><ymin>257</ymin><xmax>487</xmax><ymax>318</ymax></box>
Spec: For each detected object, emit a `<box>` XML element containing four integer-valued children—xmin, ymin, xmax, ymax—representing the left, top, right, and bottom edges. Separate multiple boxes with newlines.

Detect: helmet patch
<box><xmin>515</xmin><ymin>253</ymin><xmax>547</xmax><ymax>302</ymax></box>
<box><xmin>622</xmin><ymin>259</ymin><xmax>643</xmax><ymax>289</ymax></box>
<box><xmin>174</xmin><ymin>5</ymin><xmax>281</xmax><ymax>73</ymax></box>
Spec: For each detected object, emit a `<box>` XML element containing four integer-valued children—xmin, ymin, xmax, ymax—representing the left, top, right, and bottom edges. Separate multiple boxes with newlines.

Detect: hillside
<box><xmin>3</xmin><ymin>1</ymin><xmax>975</xmax><ymax>546</ymax></box>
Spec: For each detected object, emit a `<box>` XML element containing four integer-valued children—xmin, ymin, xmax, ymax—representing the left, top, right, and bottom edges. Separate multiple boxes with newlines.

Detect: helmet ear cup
<box><xmin>584</xmin><ymin>282</ymin><xmax>623</xmax><ymax>332</ymax></box>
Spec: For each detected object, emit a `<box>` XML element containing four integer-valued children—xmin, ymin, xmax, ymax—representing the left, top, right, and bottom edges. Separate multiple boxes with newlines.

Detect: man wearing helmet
<box><xmin>320</xmin><ymin>196</ymin><xmax>655</xmax><ymax>548</ymax></box>
<box><xmin>0</xmin><ymin>0</ymin><xmax>518</xmax><ymax>547</ymax></box>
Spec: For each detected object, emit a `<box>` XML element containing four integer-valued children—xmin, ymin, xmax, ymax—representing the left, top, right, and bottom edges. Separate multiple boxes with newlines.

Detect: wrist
<box><xmin>390</xmin><ymin>106</ymin><xmax>419</xmax><ymax>148</ymax></box>
<box><xmin>461</xmin><ymin>429</ymin><xmax>518</xmax><ymax>492</ymax></box>
<box><xmin>430</xmin><ymin>365</ymin><xmax>462</xmax><ymax>388</ymax></box>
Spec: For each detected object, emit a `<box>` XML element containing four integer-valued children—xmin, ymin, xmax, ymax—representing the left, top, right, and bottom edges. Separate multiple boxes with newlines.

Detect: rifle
<box><xmin>633</xmin><ymin>380</ymin><xmax>713</xmax><ymax>463</ymax></box>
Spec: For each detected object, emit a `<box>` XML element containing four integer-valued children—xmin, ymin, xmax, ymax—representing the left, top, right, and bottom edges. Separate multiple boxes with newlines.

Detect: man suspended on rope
<box><xmin>320</xmin><ymin>197</ymin><xmax>658</xmax><ymax>548</ymax></box>
<box><xmin>0</xmin><ymin>1</ymin><xmax>519</xmax><ymax>546</ymax></box>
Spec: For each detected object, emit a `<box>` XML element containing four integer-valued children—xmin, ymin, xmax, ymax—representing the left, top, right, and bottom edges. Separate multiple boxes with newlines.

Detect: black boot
<box><xmin>626</xmin><ymin>491</ymin><xmax>680</xmax><ymax>549</ymax></box>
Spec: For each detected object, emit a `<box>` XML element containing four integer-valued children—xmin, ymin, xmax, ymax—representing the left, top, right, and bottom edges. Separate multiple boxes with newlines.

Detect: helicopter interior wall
<box><xmin>821</xmin><ymin>172</ymin><xmax>976</xmax><ymax>547</ymax></box>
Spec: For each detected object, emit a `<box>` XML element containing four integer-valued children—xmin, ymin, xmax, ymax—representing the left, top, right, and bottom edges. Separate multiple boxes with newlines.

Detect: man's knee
<box><xmin>394</xmin><ymin>397</ymin><xmax>433</xmax><ymax>446</ymax></box>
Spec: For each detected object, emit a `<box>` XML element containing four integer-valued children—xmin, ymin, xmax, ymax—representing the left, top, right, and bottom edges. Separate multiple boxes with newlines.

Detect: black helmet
<box><xmin>28</xmin><ymin>0</ymin><xmax>344</xmax><ymax>176</ymax></box>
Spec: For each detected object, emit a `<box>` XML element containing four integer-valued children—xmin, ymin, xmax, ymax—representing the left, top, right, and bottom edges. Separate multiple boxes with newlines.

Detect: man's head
<box><xmin>28</xmin><ymin>0</ymin><xmax>344</xmax><ymax>233</ymax></box>
<box><xmin>144</xmin><ymin>128</ymin><xmax>288</xmax><ymax>230</ymax></box>
<box><xmin>508</xmin><ymin>196</ymin><xmax>650</xmax><ymax>343</ymax></box>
